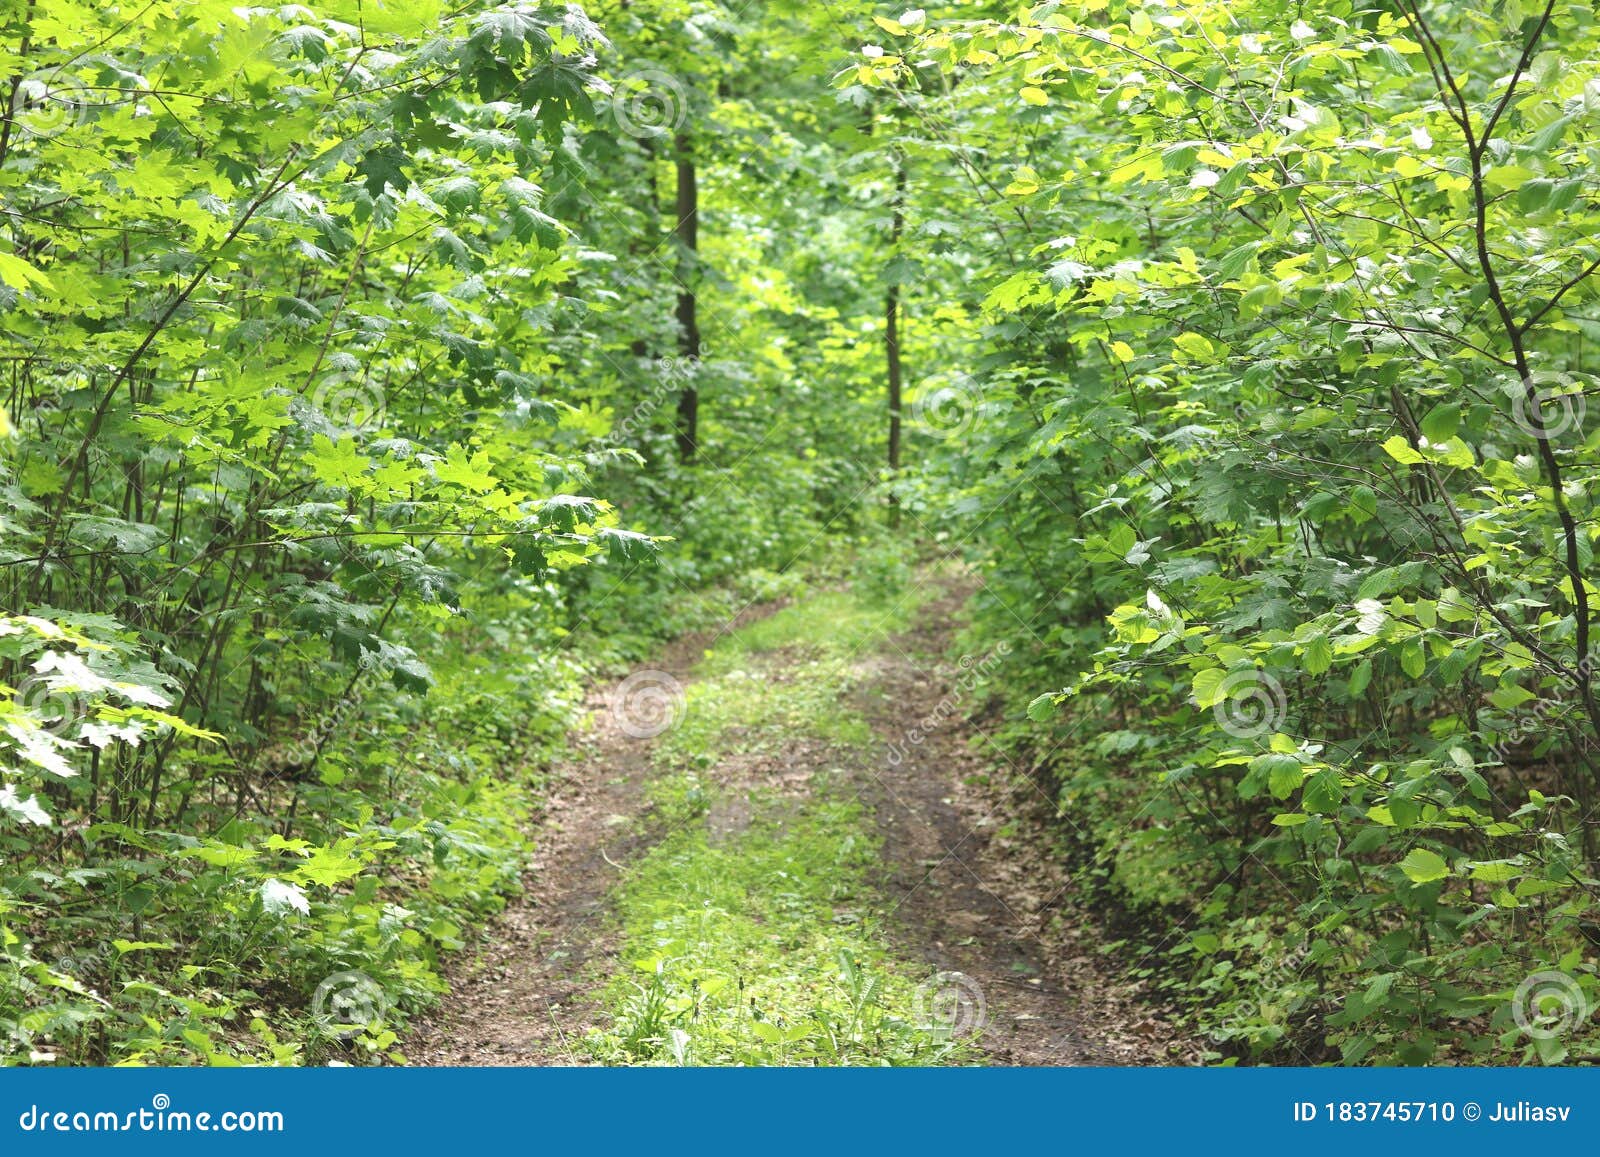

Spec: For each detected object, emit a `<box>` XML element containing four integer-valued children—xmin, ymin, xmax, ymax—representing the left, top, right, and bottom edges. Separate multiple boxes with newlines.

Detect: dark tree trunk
<box><xmin>674</xmin><ymin>130</ymin><xmax>700</xmax><ymax>463</ymax></box>
<box><xmin>885</xmin><ymin>154</ymin><xmax>905</xmax><ymax>524</ymax></box>
<box><xmin>630</xmin><ymin>135</ymin><xmax>658</xmax><ymax>362</ymax></box>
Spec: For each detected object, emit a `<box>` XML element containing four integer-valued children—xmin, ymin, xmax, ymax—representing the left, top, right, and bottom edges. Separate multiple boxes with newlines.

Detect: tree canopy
<box><xmin>5</xmin><ymin>0</ymin><xmax>1600</xmax><ymax>1066</ymax></box>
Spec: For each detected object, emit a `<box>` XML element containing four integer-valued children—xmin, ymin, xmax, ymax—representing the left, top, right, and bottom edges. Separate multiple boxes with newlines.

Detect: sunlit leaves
<box><xmin>860</xmin><ymin>0</ymin><xmax>1600</xmax><ymax>1063</ymax></box>
<box><xmin>1400</xmin><ymin>848</ymin><xmax>1450</xmax><ymax>885</ymax></box>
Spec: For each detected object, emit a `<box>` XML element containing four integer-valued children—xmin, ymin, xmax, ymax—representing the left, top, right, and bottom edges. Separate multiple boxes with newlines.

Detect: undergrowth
<box><xmin>2</xmin><ymin>548</ymin><xmax>900</xmax><ymax>1067</ymax></box>
<box><xmin>590</xmin><ymin>790</ymin><xmax>968</xmax><ymax>1067</ymax></box>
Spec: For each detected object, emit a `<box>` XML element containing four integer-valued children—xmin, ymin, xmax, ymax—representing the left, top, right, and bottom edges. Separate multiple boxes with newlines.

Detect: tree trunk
<box><xmin>674</xmin><ymin>130</ymin><xmax>700</xmax><ymax>463</ymax></box>
<box><xmin>630</xmin><ymin>135</ymin><xmax>658</xmax><ymax>362</ymax></box>
<box><xmin>885</xmin><ymin>154</ymin><xmax>905</xmax><ymax>524</ymax></box>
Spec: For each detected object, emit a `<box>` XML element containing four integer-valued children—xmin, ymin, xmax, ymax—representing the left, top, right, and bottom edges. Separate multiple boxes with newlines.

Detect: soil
<box><xmin>850</xmin><ymin>583</ymin><xmax>1196</xmax><ymax>1064</ymax></box>
<box><xmin>404</xmin><ymin>604</ymin><xmax>783</xmax><ymax>1065</ymax></box>
<box><xmin>406</xmin><ymin>581</ymin><xmax>1195</xmax><ymax>1066</ymax></box>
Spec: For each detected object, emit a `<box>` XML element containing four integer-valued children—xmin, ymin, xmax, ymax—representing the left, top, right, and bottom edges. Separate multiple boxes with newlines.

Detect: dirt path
<box><xmin>405</xmin><ymin>606</ymin><xmax>782</xmax><ymax>1065</ymax></box>
<box><xmin>407</xmin><ymin>582</ymin><xmax>1191</xmax><ymax>1065</ymax></box>
<box><xmin>852</xmin><ymin>585</ymin><xmax>1192</xmax><ymax>1064</ymax></box>
<box><xmin>403</xmin><ymin>691</ymin><xmax>648</xmax><ymax>1064</ymax></box>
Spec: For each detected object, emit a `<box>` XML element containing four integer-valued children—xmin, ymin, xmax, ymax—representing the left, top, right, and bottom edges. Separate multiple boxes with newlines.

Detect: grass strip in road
<box><xmin>587</xmin><ymin>585</ymin><xmax>974</xmax><ymax>1066</ymax></box>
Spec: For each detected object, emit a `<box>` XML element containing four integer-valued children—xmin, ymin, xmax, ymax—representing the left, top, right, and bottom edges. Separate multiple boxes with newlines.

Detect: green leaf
<box><xmin>1489</xmin><ymin>684</ymin><xmax>1535</xmax><ymax>709</ymax></box>
<box><xmin>1303</xmin><ymin>634</ymin><xmax>1332</xmax><ymax>676</ymax></box>
<box><xmin>1348</xmin><ymin>485</ymin><xmax>1378</xmax><ymax>524</ymax></box>
<box><xmin>355</xmin><ymin>142</ymin><xmax>411</xmax><ymax>197</ymax></box>
<box><xmin>0</xmin><ymin>251</ymin><xmax>54</xmax><ymax>291</ymax></box>
<box><xmin>1419</xmin><ymin>403</ymin><xmax>1459</xmax><ymax>440</ymax></box>
<box><xmin>1381</xmin><ymin>435</ymin><xmax>1423</xmax><ymax>464</ymax></box>
<box><xmin>1302</xmin><ymin>768</ymin><xmax>1342</xmax><ymax>813</ymax></box>
<box><xmin>1347</xmin><ymin>660</ymin><xmax>1373</xmax><ymax>697</ymax></box>
<box><xmin>598</xmin><ymin>527</ymin><xmax>660</xmax><ymax>564</ymax></box>
<box><xmin>433</xmin><ymin>444</ymin><xmax>499</xmax><ymax>492</ymax></box>
<box><xmin>111</xmin><ymin>939</ymin><xmax>175</xmax><ymax>954</ymax></box>
<box><xmin>1191</xmin><ymin>667</ymin><xmax>1227</xmax><ymax>708</ymax></box>
<box><xmin>1399</xmin><ymin>848</ymin><xmax>1449</xmax><ymax>884</ymax></box>
<box><xmin>1173</xmin><ymin>332</ymin><xmax>1223</xmax><ymax>362</ymax></box>
<box><xmin>293</xmin><ymin>844</ymin><xmax>371</xmax><ymax>887</ymax></box>
<box><xmin>1468</xmin><ymin>860</ymin><xmax>1523</xmax><ymax>883</ymax></box>
<box><xmin>1251</xmin><ymin>752</ymin><xmax>1305</xmax><ymax>800</ymax></box>
<box><xmin>305</xmin><ymin>435</ymin><xmax>371</xmax><ymax>490</ymax></box>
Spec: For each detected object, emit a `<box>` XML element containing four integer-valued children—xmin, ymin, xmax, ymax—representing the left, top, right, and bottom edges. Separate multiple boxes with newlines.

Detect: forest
<box><xmin>3</xmin><ymin>0</ymin><xmax>1600</xmax><ymax>1069</ymax></box>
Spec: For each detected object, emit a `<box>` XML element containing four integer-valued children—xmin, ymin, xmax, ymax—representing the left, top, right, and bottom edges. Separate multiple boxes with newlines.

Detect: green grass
<box><xmin>651</xmin><ymin>582</ymin><xmax>918</xmax><ymax>770</ymax></box>
<box><xmin>588</xmin><ymin>786</ymin><xmax>971</xmax><ymax>1066</ymax></box>
<box><xmin>696</xmin><ymin>585</ymin><xmax>926</xmax><ymax>675</ymax></box>
<box><xmin>653</xmin><ymin>657</ymin><xmax>873</xmax><ymax>770</ymax></box>
<box><xmin>589</xmin><ymin>579</ymin><xmax>976</xmax><ymax>1066</ymax></box>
